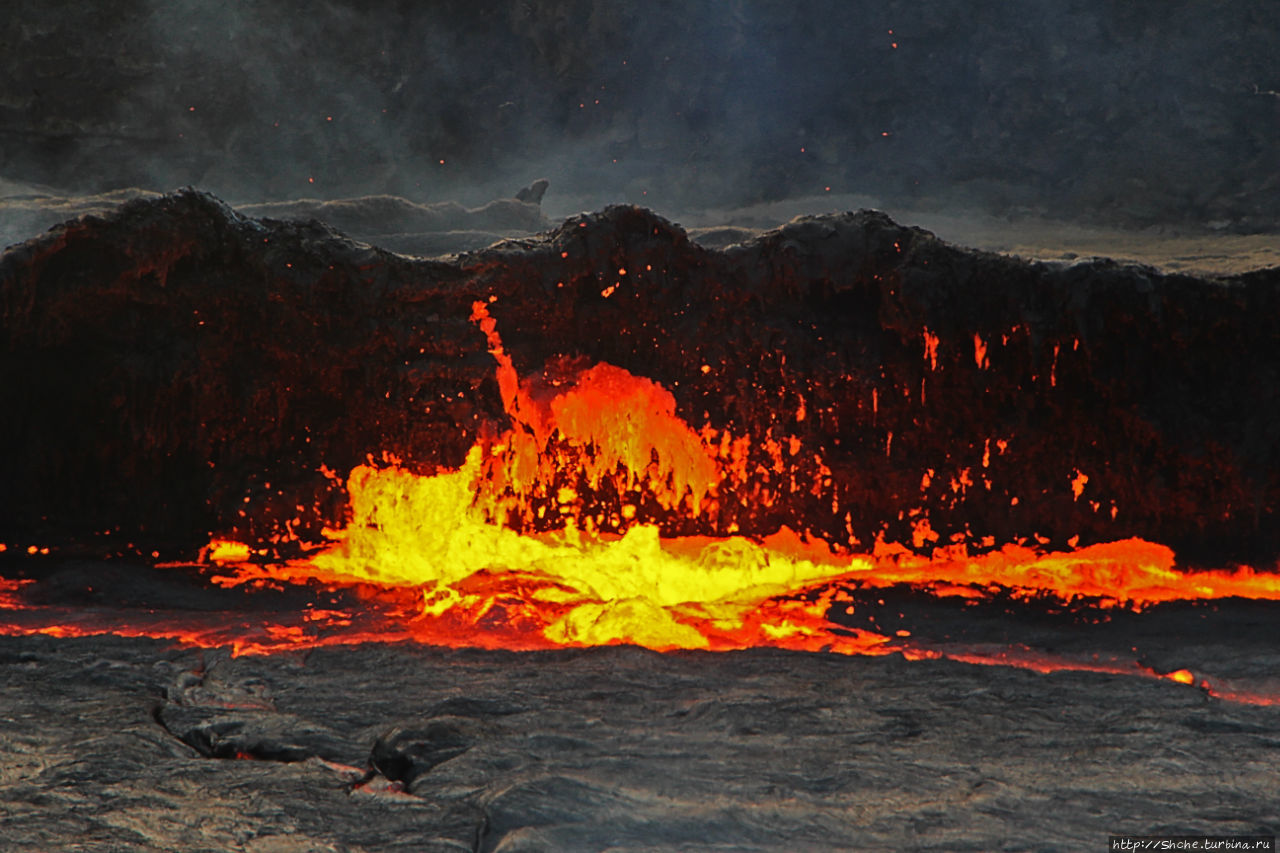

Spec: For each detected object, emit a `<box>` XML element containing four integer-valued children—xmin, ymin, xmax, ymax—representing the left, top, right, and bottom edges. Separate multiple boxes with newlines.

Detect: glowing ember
<box><xmin>0</xmin><ymin>577</ymin><xmax>35</xmax><ymax>609</ymax></box>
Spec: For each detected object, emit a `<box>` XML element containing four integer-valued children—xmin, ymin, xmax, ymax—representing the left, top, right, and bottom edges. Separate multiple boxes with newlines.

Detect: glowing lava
<box><xmin>4</xmin><ymin>299</ymin><xmax>1280</xmax><ymax>706</ymax></box>
<box><xmin>197</xmin><ymin>300</ymin><xmax>1280</xmax><ymax>675</ymax></box>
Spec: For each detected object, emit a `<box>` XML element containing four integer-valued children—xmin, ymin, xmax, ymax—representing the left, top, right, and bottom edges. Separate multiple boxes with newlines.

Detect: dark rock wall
<box><xmin>2</xmin><ymin>191</ymin><xmax>1277</xmax><ymax>564</ymax></box>
<box><xmin>3</xmin><ymin>1</ymin><xmax>1278</xmax><ymax>226</ymax></box>
<box><xmin>474</xmin><ymin>206</ymin><xmax>1280</xmax><ymax>564</ymax></box>
<box><xmin>1</xmin><ymin>193</ymin><xmax>495</xmax><ymax>553</ymax></box>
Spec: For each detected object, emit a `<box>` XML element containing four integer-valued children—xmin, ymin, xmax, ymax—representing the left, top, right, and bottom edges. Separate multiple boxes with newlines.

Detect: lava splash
<box><xmin>4</xmin><ymin>199</ymin><xmax>1280</xmax><ymax>707</ymax></box>
<box><xmin>158</xmin><ymin>301</ymin><xmax>1280</xmax><ymax>705</ymax></box>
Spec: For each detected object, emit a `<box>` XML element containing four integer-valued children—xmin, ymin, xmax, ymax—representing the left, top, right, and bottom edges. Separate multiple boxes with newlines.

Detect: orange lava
<box><xmin>2</xmin><ymin>303</ymin><xmax>1278</xmax><ymax>706</ymax></box>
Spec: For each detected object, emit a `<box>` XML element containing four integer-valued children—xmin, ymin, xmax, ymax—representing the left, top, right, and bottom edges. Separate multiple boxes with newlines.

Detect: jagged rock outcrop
<box><xmin>2</xmin><ymin>190</ymin><xmax>1277</xmax><ymax>564</ymax></box>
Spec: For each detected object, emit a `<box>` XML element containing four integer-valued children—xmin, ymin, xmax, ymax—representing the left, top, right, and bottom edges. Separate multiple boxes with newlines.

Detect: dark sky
<box><xmin>3</xmin><ymin>0</ymin><xmax>1277</xmax><ymax>225</ymax></box>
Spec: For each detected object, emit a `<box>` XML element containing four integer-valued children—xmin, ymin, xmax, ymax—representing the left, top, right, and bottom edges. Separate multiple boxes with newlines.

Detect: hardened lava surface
<box><xmin>1</xmin><ymin>613</ymin><xmax>1277</xmax><ymax>852</ymax></box>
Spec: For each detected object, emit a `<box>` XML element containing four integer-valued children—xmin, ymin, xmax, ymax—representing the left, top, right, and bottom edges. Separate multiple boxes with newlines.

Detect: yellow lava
<box><xmin>308</xmin><ymin>446</ymin><xmax>860</xmax><ymax>650</ymax></box>
<box><xmin>198</xmin><ymin>300</ymin><xmax>1280</xmax><ymax>655</ymax></box>
<box><xmin>294</xmin><ymin>449</ymin><xmax>1280</xmax><ymax>651</ymax></box>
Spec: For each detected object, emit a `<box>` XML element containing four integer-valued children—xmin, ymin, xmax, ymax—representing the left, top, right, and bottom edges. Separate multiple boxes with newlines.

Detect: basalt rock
<box><xmin>2</xmin><ymin>189</ymin><xmax>1277</xmax><ymax>565</ymax></box>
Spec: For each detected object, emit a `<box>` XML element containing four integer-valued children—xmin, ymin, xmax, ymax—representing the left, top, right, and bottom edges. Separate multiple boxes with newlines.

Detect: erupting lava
<box><xmin>4</xmin><ymin>297</ymin><xmax>1279</xmax><ymax>704</ymax></box>
<box><xmin>202</xmin><ymin>303</ymin><xmax>1280</xmax><ymax>689</ymax></box>
<box><xmin>207</xmin><ymin>300</ymin><xmax>884</xmax><ymax>654</ymax></box>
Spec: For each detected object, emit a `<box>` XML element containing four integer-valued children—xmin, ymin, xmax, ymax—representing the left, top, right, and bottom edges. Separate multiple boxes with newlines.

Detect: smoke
<box><xmin>2</xmin><ymin>0</ymin><xmax>1278</xmax><ymax>228</ymax></box>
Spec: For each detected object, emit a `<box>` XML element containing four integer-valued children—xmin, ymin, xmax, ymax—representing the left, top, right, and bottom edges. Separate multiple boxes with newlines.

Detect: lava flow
<box><xmin>4</xmin><ymin>299</ymin><xmax>1280</xmax><ymax>705</ymax></box>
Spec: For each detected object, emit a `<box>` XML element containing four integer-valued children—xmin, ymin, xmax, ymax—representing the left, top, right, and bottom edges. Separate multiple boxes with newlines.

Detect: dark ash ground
<box><xmin>3</xmin><ymin>592</ymin><xmax>1278</xmax><ymax>852</ymax></box>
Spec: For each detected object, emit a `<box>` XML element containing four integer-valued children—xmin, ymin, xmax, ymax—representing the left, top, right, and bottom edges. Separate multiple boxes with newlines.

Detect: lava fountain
<box><xmin>2</xmin><ymin>193</ymin><xmax>1278</xmax><ymax>706</ymax></box>
<box><xmin>188</xmin><ymin>303</ymin><xmax>1280</xmax><ymax>704</ymax></box>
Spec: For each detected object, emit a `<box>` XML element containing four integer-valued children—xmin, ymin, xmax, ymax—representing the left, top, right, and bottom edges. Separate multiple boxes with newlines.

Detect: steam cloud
<box><xmin>2</xmin><ymin>0</ymin><xmax>1278</xmax><ymax>227</ymax></box>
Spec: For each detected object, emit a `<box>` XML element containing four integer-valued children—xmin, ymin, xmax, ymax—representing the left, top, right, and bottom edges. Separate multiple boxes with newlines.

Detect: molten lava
<box><xmin>4</xmin><ymin>298</ymin><xmax>1280</xmax><ymax>704</ymax></box>
<box><xmin>202</xmin><ymin>301</ymin><xmax>1280</xmax><ymax>685</ymax></box>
